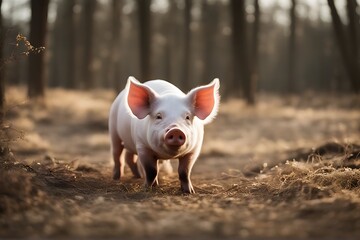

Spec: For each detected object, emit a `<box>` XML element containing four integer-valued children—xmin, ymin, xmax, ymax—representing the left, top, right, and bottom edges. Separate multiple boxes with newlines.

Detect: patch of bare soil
<box><xmin>1</xmin><ymin>88</ymin><xmax>360</xmax><ymax>239</ymax></box>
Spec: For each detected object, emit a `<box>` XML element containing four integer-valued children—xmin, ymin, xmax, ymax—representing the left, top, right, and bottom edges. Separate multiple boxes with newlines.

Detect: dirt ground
<box><xmin>1</xmin><ymin>87</ymin><xmax>360</xmax><ymax>239</ymax></box>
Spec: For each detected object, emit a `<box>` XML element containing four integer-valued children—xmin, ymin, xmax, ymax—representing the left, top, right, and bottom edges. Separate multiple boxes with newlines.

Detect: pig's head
<box><xmin>126</xmin><ymin>76</ymin><xmax>220</xmax><ymax>159</ymax></box>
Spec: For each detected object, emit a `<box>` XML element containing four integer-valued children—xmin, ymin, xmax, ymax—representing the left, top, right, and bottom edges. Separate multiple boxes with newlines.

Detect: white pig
<box><xmin>109</xmin><ymin>76</ymin><xmax>220</xmax><ymax>193</ymax></box>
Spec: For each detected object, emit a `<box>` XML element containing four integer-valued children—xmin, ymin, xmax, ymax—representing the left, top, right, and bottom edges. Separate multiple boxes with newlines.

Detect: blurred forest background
<box><xmin>0</xmin><ymin>0</ymin><xmax>359</xmax><ymax>114</ymax></box>
<box><xmin>1</xmin><ymin>1</ymin><xmax>360</xmax><ymax>238</ymax></box>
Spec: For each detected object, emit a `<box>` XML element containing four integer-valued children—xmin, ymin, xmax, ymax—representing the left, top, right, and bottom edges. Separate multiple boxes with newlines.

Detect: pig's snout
<box><xmin>164</xmin><ymin>128</ymin><xmax>186</xmax><ymax>147</ymax></box>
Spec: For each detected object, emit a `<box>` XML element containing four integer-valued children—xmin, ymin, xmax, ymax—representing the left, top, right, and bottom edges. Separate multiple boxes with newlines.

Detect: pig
<box><xmin>108</xmin><ymin>76</ymin><xmax>220</xmax><ymax>193</ymax></box>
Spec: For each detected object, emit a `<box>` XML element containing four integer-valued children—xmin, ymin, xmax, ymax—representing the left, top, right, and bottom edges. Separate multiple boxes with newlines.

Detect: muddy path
<box><xmin>1</xmin><ymin>88</ymin><xmax>360</xmax><ymax>239</ymax></box>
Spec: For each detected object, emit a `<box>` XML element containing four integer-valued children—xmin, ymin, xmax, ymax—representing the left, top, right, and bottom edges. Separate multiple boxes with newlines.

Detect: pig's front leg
<box><xmin>137</xmin><ymin>148</ymin><xmax>159</xmax><ymax>188</ymax></box>
<box><xmin>178</xmin><ymin>153</ymin><xmax>197</xmax><ymax>194</ymax></box>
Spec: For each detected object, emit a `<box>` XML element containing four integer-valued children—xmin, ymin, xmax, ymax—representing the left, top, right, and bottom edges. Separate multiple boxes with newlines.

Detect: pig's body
<box><xmin>110</xmin><ymin>80</ymin><xmax>202</xmax><ymax>158</ymax></box>
<box><xmin>109</xmin><ymin>77</ymin><xmax>220</xmax><ymax>193</ymax></box>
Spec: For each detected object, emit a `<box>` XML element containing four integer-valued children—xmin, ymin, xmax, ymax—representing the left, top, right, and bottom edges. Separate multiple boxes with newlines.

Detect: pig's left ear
<box><xmin>126</xmin><ymin>76</ymin><xmax>158</xmax><ymax>119</ymax></box>
<box><xmin>187</xmin><ymin>78</ymin><xmax>220</xmax><ymax>124</ymax></box>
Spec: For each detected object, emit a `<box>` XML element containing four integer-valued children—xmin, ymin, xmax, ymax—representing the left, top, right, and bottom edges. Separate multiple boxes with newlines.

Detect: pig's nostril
<box><xmin>165</xmin><ymin>128</ymin><xmax>186</xmax><ymax>147</ymax></box>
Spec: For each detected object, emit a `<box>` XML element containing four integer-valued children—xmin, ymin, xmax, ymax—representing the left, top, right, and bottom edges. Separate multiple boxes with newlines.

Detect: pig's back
<box><xmin>144</xmin><ymin>80</ymin><xmax>185</xmax><ymax>96</ymax></box>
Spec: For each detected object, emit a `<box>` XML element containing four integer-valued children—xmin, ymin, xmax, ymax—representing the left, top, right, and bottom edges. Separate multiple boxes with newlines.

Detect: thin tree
<box><xmin>0</xmin><ymin>0</ymin><xmax>4</xmax><ymax>121</ymax></box>
<box><xmin>62</xmin><ymin>0</ymin><xmax>75</xmax><ymax>88</ymax></box>
<box><xmin>201</xmin><ymin>0</ymin><xmax>219</xmax><ymax>85</ymax></box>
<box><xmin>110</xmin><ymin>0</ymin><xmax>123</xmax><ymax>90</ymax></box>
<box><xmin>230</xmin><ymin>0</ymin><xmax>253</xmax><ymax>104</ymax></box>
<box><xmin>288</xmin><ymin>0</ymin><xmax>297</xmax><ymax>93</ymax></box>
<box><xmin>50</xmin><ymin>0</ymin><xmax>75</xmax><ymax>88</ymax></box>
<box><xmin>327</xmin><ymin>0</ymin><xmax>359</xmax><ymax>92</ymax></box>
<box><xmin>49</xmin><ymin>4</ymin><xmax>62</xmax><ymax>87</ymax></box>
<box><xmin>28</xmin><ymin>0</ymin><xmax>49</xmax><ymax>100</ymax></box>
<box><xmin>182</xmin><ymin>0</ymin><xmax>192</xmax><ymax>91</ymax></box>
<box><xmin>165</xmin><ymin>1</ymin><xmax>183</xmax><ymax>86</ymax></box>
<box><xmin>80</xmin><ymin>0</ymin><xmax>96</xmax><ymax>89</ymax></box>
<box><xmin>164</xmin><ymin>0</ymin><xmax>177</xmax><ymax>82</ymax></box>
<box><xmin>137</xmin><ymin>0</ymin><xmax>152</xmax><ymax>81</ymax></box>
<box><xmin>249</xmin><ymin>0</ymin><xmax>260</xmax><ymax>103</ymax></box>
<box><xmin>346</xmin><ymin>0</ymin><xmax>359</xmax><ymax>92</ymax></box>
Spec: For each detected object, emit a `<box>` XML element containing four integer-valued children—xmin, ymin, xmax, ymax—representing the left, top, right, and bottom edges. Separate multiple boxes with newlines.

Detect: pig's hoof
<box><xmin>113</xmin><ymin>169</ymin><xmax>120</xmax><ymax>180</ymax></box>
<box><xmin>181</xmin><ymin>184</ymin><xmax>195</xmax><ymax>194</ymax></box>
<box><xmin>145</xmin><ymin>179</ymin><xmax>159</xmax><ymax>188</ymax></box>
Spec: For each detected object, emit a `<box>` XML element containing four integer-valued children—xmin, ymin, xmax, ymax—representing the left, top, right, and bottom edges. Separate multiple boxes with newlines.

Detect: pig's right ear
<box><xmin>126</xmin><ymin>76</ymin><xmax>157</xmax><ymax>119</ymax></box>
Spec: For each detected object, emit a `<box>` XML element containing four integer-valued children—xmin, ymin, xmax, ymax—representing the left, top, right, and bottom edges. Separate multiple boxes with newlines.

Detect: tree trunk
<box><xmin>49</xmin><ymin>6</ymin><xmax>61</xmax><ymax>87</ymax></box>
<box><xmin>28</xmin><ymin>0</ymin><xmax>49</xmax><ymax>100</ymax></box>
<box><xmin>288</xmin><ymin>0</ymin><xmax>296</xmax><ymax>93</ymax></box>
<box><xmin>346</xmin><ymin>0</ymin><xmax>360</xmax><ymax>92</ymax></box>
<box><xmin>137</xmin><ymin>0</ymin><xmax>152</xmax><ymax>81</ymax></box>
<box><xmin>0</xmin><ymin>0</ymin><xmax>4</xmax><ymax>121</ymax></box>
<box><xmin>182</xmin><ymin>0</ymin><xmax>192</xmax><ymax>91</ymax></box>
<box><xmin>110</xmin><ymin>0</ymin><xmax>122</xmax><ymax>90</ymax></box>
<box><xmin>80</xmin><ymin>0</ymin><xmax>96</xmax><ymax>89</ymax></box>
<box><xmin>249</xmin><ymin>0</ymin><xmax>260</xmax><ymax>104</ymax></box>
<box><xmin>328</xmin><ymin>0</ymin><xmax>360</xmax><ymax>92</ymax></box>
<box><xmin>201</xmin><ymin>0</ymin><xmax>219</xmax><ymax>85</ymax></box>
<box><xmin>164</xmin><ymin>1</ymin><xmax>176</xmax><ymax>82</ymax></box>
<box><xmin>50</xmin><ymin>0</ymin><xmax>75</xmax><ymax>88</ymax></box>
<box><xmin>230</xmin><ymin>0</ymin><xmax>252</xmax><ymax>104</ymax></box>
<box><xmin>63</xmin><ymin>0</ymin><xmax>75</xmax><ymax>89</ymax></box>
<box><xmin>165</xmin><ymin>1</ymin><xmax>182</xmax><ymax>85</ymax></box>
<box><xmin>230</xmin><ymin>0</ymin><xmax>241</xmax><ymax>95</ymax></box>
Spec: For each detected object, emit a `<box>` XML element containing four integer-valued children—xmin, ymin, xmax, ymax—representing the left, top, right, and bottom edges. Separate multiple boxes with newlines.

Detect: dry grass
<box><xmin>0</xmin><ymin>88</ymin><xmax>359</xmax><ymax>239</ymax></box>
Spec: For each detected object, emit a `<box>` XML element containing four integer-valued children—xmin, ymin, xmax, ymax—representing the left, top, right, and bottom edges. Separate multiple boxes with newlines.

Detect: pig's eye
<box><xmin>185</xmin><ymin>115</ymin><xmax>191</xmax><ymax>121</ymax></box>
<box><xmin>155</xmin><ymin>113</ymin><xmax>162</xmax><ymax>120</ymax></box>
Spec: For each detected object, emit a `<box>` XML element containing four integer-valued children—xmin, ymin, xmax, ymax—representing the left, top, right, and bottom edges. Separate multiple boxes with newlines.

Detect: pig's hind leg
<box><xmin>125</xmin><ymin>150</ymin><xmax>141</xmax><ymax>178</ymax></box>
<box><xmin>110</xmin><ymin>133</ymin><xmax>124</xmax><ymax>180</ymax></box>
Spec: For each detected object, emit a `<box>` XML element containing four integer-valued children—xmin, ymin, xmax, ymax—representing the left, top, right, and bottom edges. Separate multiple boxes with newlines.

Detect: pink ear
<box><xmin>126</xmin><ymin>77</ymin><xmax>156</xmax><ymax>119</ymax></box>
<box><xmin>188</xmin><ymin>78</ymin><xmax>220</xmax><ymax>123</ymax></box>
